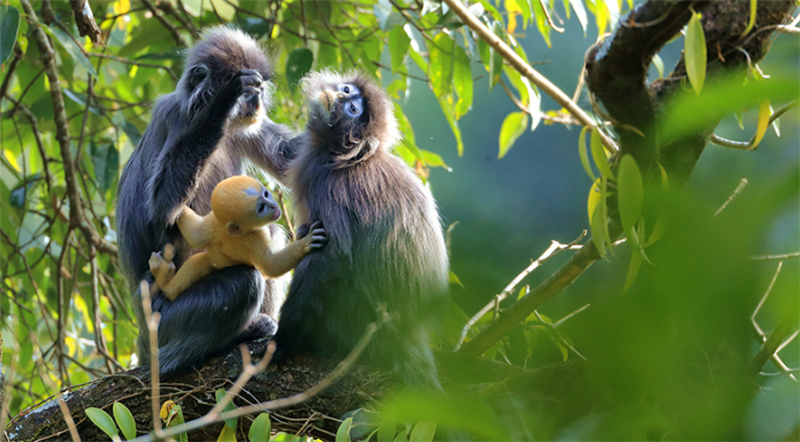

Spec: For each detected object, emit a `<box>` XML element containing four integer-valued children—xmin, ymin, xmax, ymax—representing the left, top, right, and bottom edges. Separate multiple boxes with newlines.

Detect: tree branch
<box><xmin>69</xmin><ymin>0</ymin><xmax>102</xmax><ymax>43</ymax></box>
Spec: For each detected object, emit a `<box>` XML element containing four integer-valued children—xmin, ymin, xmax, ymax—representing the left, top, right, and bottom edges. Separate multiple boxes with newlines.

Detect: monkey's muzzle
<box><xmin>316</xmin><ymin>89</ymin><xmax>346</xmax><ymax>115</ymax></box>
<box><xmin>236</xmin><ymin>87</ymin><xmax>263</xmax><ymax>124</ymax></box>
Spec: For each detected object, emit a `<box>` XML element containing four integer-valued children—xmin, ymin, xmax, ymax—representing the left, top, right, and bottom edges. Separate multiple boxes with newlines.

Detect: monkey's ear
<box><xmin>227</xmin><ymin>222</ymin><xmax>244</xmax><ymax>236</ymax></box>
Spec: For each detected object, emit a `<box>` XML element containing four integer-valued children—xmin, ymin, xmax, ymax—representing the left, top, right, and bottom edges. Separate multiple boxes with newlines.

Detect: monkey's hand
<box><xmin>212</xmin><ymin>69</ymin><xmax>264</xmax><ymax>121</ymax></box>
<box><xmin>297</xmin><ymin>221</ymin><xmax>327</xmax><ymax>252</ymax></box>
<box><xmin>149</xmin><ymin>245</ymin><xmax>176</xmax><ymax>290</ymax></box>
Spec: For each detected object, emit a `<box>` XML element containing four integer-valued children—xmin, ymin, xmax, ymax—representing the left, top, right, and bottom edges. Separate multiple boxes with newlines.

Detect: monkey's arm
<box><xmin>176</xmin><ymin>206</ymin><xmax>215</xmax><ymax>249</ymax></box>
<box><xmin>257</xmin><ymin>222</ymin><xmax>326</xmax><ymax>277</ymax></box>
<box><xmin>245</xmin><ymin>122</ymin><xmax>308</xmax><ymax>185</ymax></box>
<box><xmin>148</xmin><ymin>70</ymin><xmax>265</xmax><ymax>227</ymax></box>
<box><xmin>160</xmin><ymin>252</ymin><xmax>221</xmax><ymax>300</ymax></box>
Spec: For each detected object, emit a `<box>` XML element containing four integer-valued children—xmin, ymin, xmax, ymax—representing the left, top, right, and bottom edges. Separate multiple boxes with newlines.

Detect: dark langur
<box><xmin>117</xmin><ymin>27</ymin><xmax>303</xmax><ymax>375</ymax></box>
<box><xmin>274</xmin><ymin>71</ymin><xmax>449</xmax><ymax>388</ymax></box>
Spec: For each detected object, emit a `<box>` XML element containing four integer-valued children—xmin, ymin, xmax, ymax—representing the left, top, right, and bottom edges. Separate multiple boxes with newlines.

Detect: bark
<box><xmin>6</xmin><ymin>340</ymin><xmax>394</xmax><ymax>442</ymax></box>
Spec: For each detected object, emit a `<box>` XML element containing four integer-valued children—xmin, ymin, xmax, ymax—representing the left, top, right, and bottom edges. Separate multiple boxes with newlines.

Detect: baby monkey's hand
<box><xmin>297</xmin><ymin>221</ymin><xmax>327</xmax><ymax>253</ymax></box>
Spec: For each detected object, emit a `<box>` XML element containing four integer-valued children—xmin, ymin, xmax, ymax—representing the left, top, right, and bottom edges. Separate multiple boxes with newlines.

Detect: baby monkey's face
<box><xmin>211</xmin><ymin>176</ymin><xmax>280</xmax><ymax>234</ymax></box>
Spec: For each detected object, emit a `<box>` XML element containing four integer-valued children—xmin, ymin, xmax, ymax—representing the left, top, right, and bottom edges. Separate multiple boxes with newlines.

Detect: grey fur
<box><xmin>117</xmin><ymin>27</ymin><xmax>302</xmax><ymax>375</ymax></box>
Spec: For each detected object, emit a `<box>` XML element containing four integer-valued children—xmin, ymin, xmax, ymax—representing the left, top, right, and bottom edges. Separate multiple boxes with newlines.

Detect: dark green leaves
<box><xmin>0</xmin><ymin>5</ymin><xmax>20</xmax><ymax>65</ymax></box>
<box><xmin>685</xmin><ymin>10</ymin><xmax>706</xmax><ymax>96</ymax></box>
<box><xmin>91</xmin><ymin>141</ymin><xmax>119</xmax><ymax>194</ymax></box>
<box><xmin>286</xmin><ymin>48</ymin><xmax>313</xmax><ymax>89</ymax></box>
<box><xmin>498</xmin><ymin>112</ymin><xmax>529</xmax><ymax>159</ymax></box>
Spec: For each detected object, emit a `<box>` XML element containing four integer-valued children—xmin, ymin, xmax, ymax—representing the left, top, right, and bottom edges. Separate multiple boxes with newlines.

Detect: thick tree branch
<box><xmin>68</xmin><ymin>0</ymin><xmax>102</xmax><ymax>43</ymax></box>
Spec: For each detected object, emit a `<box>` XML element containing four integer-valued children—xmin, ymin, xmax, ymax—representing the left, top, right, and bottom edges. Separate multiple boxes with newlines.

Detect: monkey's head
<box><xmin>181</xmin><ymin>26</ymin><xmax>274</xmax><ymax>133</ymax></box>
<box><xmin>302</xmin><ymin>71</ymin><xmax>400</xmax><ymax>167</ymax></box>
<box><xmin>211</xmin><ymin>176</ymin><xmax>280</xmax><ymax>235</ymax></box>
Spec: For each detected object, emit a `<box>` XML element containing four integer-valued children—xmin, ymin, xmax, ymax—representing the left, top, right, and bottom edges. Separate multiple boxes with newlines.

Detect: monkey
<box><xmin>148</xmin><ymin>176</ymin><xmax>326</xmax><ymax>300</ymax></box>
<box><xmin>116</xmin><ymin>27</ymin><xmax>305</xmax><ymax>375</ymax></box>
<box><xmin>273</xmin><ymin>71</ymin><xmax>450</xmax><ymax>390</ymax></box>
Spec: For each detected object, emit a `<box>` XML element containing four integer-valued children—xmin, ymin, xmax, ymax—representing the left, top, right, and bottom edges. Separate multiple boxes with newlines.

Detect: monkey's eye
<box><xmin>343</xmin><ymin>98</ymin><xmax>363</xmax><ymax>118</ymax></box>
<box><xmin>189</xmin><ymin>65</ymin><xmax>209</xmax><ymax>89</ymax></box>
<box><xmin>337</xmin><ymin>84</ymin><xmax>359</xmax><ymax>96</ymax></box>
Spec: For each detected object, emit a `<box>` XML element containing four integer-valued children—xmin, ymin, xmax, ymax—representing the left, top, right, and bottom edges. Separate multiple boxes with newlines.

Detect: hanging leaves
<box><xmin>685</xmin><ymin>10</ymin><xmax>707</xmax><ymax>96</ymax></box>
<box><xmin>498</xmin><ymin>112</ymin><xmax>530</xmax><ymax>159</ymax></box>
<box><xmin>0</xmin><ymin>5</ymin><xmax>20</xmax><ymax>65</ymax></box>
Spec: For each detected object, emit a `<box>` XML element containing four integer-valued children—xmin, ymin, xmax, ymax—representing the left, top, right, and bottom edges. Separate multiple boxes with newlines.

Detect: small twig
<box><xmin>713</xmin><ymin>178</ymin><xmax>748</xmax><ymax>216</ymax></box>
<box><xmin>776</xmin><ymin>25</ymin><xmax>800</xmax><ymax>35</ymax></box>
<box><xmin>140</xmin><ymin>280</ymin><xmax>163</xmax><ymax>435</ymax></box>
<box><xmin>554</xmin><ymin>303</ymin><xmax>591</xmax><ymax>327</ymax></box>
<box><xmin>750</xmin><ymin>262</ymin><xmax>781</xmax><ymax>338</ymax></box>
<box><xmin>141</xmin><ymin>0</ymin><xmax>188</xmax><ymax>47</ymax></box>
<box><xmin>453</xmin><ymin>231</ymin><xmax>586</xmax><ymax>351</ymax></box>
<box><xmin>208</xmin><ymin>342</ymin><xmax>276</xmax><ymax>421</ymax></box>
<box><xmin>536</xmin><ymin>0</ymin><xmax>564</xmax><ymax>33</ymax></box>
<box><xmin>710</xmin><ymin>100</ymin><xmax>798</xmax><ymax>150</ymax></box>
<box><xmin>750</xmin><ymin>251</ymin><xmax>800</xmax><ymax>261</ymax></box>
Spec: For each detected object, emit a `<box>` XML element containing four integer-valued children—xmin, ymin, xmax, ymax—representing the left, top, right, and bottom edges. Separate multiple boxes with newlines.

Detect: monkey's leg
<box><xmin>145</xmin><ymin>265</ymin><xmax>268</xmax><ymax>375</ymax></box>
<box><xmin>160</xmin><ymin>252</ymin><xmax>216</xmax><ymax>301</ymax></box>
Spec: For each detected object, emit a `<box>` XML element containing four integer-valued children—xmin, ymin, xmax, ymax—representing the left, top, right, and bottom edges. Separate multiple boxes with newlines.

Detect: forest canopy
<box><xmin>1</xmin><ymin>0</ymin><xmax>799</xmax><ymax>441</ymax></box>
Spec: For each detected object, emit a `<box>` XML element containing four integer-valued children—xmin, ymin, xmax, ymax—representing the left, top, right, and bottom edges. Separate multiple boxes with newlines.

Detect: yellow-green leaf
<box><xmin>752</xmin><ymin>99</ymin><xmax>770</xmax><ymax>148</ymax></box>
<box><xmin>248</xmin><ymin>413</ymin><xmax>271</xmax><ymax>442</ymax></box>
<box><xmin>578</xmin><ymin>126</ymin><xmax>596</xmax><ymax>182</ymax></box>
<box><xmin>652</xmin><ymin>53</ymin><xmax>664</xmax><ymax>78</ymax></box>
<box><xmin>85</xmin><ymin>408</ymin><xmax>119</xmax><ymax>438</ymax></box>
<box><xmin>409</xmin><ymin>422</ymin><xmax>437</xmax><ymax>442</ymax></box>
<box><xmin>336</xmin><ymin>417</ymin><xmax>353</xmax><ymax>442</ymax></box>
<box><xmin>623</xmin><ymin>245</ymin><xmax>642</xmax><ymax>292</ymax></box>
<box><xmin>498</xmin><ymin>112</ymin><xmax>529</xmax><ymax>159</ymax></box>
<box><xmin>448</xmin><ymin>270</ymin><xmax>464</xmax><ymax>287</ymax></box>
<box><xmin>587</xmin><ymin>178</ymin><xmax>602</xmax><ymax>225</ymax></box>
<box><xmin>378</xmin><ymin>419</ymin><xmax>397</xmax><ymax>442</ymax></box>
<box><xmin>742</xmin><ymin>0</ymin><xmax>757</xmax><ymax>36</ymax></box>
<box><xmin>453</xmin><ymin>44</ymin><xmax>473</xmax><ymax>119</ymax></box>
<box><xmin>217</xmin><ymin>424</ymin><xmax>236</xmax><ymax>442</ymax></box>
<box><xmin>685</xmin><ymin>11</ymin><xmax>707</xmax><ymax>96</ymax></box>
<box><xmin>429</xmin><ymin>33</ymin><xmax>454</xmax><ymax>98</ymax></box>
<box><xmin>388</xmin><ymin>26</ymin><xmax>411</xmax><ymax>73</ymax></box>
<box><xmin>590</xmin><ymin>129</ymin><xmax>612</xmax><ymax>178</ymax></box>
<box><xmin>617</xmin><ymin>155</ymin><xmax>643</xmax><ymax>234</ymax></box>
<box><xmin>489</xmin><ymin>21</ymin><xmax>504</xmax><ymax>90</ymax></box>
<box><xmin>530</xmin><ymin>0</ymin><xmax>551</xmax><ymax>48</ymax></box>
<box><xmin>113</xmin><ymin>402</ymin><xmax>136</xmax><ymax>440</ymax></box>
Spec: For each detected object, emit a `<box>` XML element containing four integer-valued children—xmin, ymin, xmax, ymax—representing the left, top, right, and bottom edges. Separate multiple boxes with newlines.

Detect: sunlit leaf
<box><xmin>685</xmin><ymin>11</ymin><xmax>707</xmax><ymax>96</ymax></box>
<box><xmin>249</xmin><ymin>413</ymin><xmax>271</xmax><ymax>442</ymax></box>
<box><xmin>0</xmin><ymin>5</ymin><xmax>20</xmax><ymax>65</ymax></box>
<box><xmin>652</xmin><ymin>53</ymin><xmax>664</xmax><ymax>78</ymax></box>
<box><xmin>498</xmin><ymin>112</ymin><xmax>529</xmax><ymax>159</ymax></box>
<box><xmin>430</xmin><ymin>33</ymin><xmax>454</xmax><ymax>98</ymax></box>
<box><xmin>286</xmin><ymin>48</ymin><xmax>313</xmax><ymax>89</ymax></box>
<box><xmin>569</xmin><ymin>0</ymin><xmax>588</xmax><ymax>35</ymax></box>
<box><xmin>578</xmin><ymin>126</ymin><xmax>596</xmax><ymax>182</ymax></box>
<box><xmin>587</xmin><ymin>178</ymin><xmax>602</xmax><ymax>225</ymax></box>
<box><xmin>617</xmin><ymin>154</ymin><xmax>643</xmax><ymax>235</ymax></box>
<box><xmin>752</xmin><ymin>99</ymin><xmax>770</xmax><ymax>148</ymax></box>
<box><xmin>589</xmin><ymin>179</ymin><xmax>607</xmax><ymax>257</ymax></box>
<box><xmin>420</xmin><ymin>149</ymin><xmax>451</xmax><ymax>171</ymax></box>
<box><xmin>85</xmin><ymin>408</ymin><xmax>119</xmax><ymax>438</ymax></box>
<box><xmin>336</xmin><ymin>417</ymin><xmax>353</xmax><ymax>442</ymax></box>
<box><xmin>531</xmin><ymin>0</ymin><xmax>551</xmax><ymax>47</ymax></box>
<box><xmin>113</xmin><ymin>402</ymin><xmax>136</xmax><ymax>440</ymax></box>
<box><xmin>742</xmin><ymin>0</ymin><xmax>757</xmax><ymax>36</ymax></box>
<box><xmin>217</xmin><ymin>424</ymin><xmax>236</xmax><ymax>442</ymax></box>
<box><xmin>590</xmin><ymin>129</ymin><xmax>612</xmax><ymax>178</ymax></box>
<box><xmin>388</xmin><ymin>26</ymin><xmax>411</xmax><ymax>73</ymax></box>
<box><xmin>453</xmin><ymin>44</ymin><xmax>473</xmax><ymax>119</ymax></box>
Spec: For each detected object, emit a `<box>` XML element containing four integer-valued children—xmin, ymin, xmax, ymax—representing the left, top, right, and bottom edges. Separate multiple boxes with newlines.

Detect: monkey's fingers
<box><xmin>163</xmin><ymin>243</ymin><xmax>175</xmax><ymax>262</ymax></box>
<box><xmin>148</xmin><ymin>252</ymin><xmax>164</xmax><ymax>274</ymax></box>
<box><xmin>309</xmin><ymin>234</ymin><xmax>328</xmax><ymax>249</ymax></box>
<box><xmin>164</xmin><ymin>262</ymin><xmax>176</xmax><ymax>284</ymax></box>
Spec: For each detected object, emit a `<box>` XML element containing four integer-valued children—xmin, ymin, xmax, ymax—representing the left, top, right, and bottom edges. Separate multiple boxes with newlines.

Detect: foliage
<box><xmin>1</xmin><ymin>0</ymin><xmax>799</xmax><ymax>440</ymax></box>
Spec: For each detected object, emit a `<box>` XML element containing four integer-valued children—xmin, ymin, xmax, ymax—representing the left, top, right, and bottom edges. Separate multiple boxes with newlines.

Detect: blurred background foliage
<box><xmin>1</xmin><ymin>0</ymin><xmax>798</xmax><ymax>440</ymax></box>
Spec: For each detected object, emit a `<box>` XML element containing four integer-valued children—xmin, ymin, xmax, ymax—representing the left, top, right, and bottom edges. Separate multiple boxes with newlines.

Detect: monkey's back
<box><xmin>278</xmin><ymin>149</ymin><xmax>448</xmax><ymax>386</ymax></box>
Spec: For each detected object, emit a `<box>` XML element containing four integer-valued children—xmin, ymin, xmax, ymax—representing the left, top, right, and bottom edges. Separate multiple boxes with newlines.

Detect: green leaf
<box><xmin>167</xmin><ymin>405</ymin><xmax>187</xmax><ymax>442</ymax></box>
<box><xmin>685</xmin><ymin>11</ymin><xmax>707</xmax><ymax>96</ymax></box>
<box><xmin>91</xmin><ymin>141</ymin><xmax>120</xmax><ymax>194</ymax></box>
<box><xmin>453</xmin><ymin>44</ymin><xmax>473</xmax><ymax>119</ymax></box>
<box><xmin>393</xmin><ymin>429</ymin><xmax>409</xmax><ymax>442</ymax></box>
<box><xmin>285</xmin><ymin>48</ymin><xmax>313</xmax><ymax>89</ymax></box>
<box><xmin>113</xmin><ymin>402</ymin><xmax>136</xmax><ymax>440</ymax></box>
<box><xmin>215</xmin><ymin>389</ymin><xmax>237</xmax><ymax>432</ymax></box>
<box><xmin>429</xmin><ymin>33</ymin><xmax>454</xmax><ymax>98</ymax></box>
<box><xmin>489</xmin><ymin>21</ymin><xmax>504</xmax><ymax>90</ymax></box>
<box><xmin>530</xmin><ymin>0</ymin><xmax>551</xmax><ymax>48</ymax></box>
<box><xmin>388</xmin><ymin>26</ymin><xmax>411</xmax><ymax>73</ymax></box>
<box><xmin>437</xmin><ymin>96</ymin><xmax>464</xmax><ymax>156</ymax></box>
<box><xmin>589</xmin><ymin>179</ymin><xmax>607</xmax><ymax>257</ymax></box>
<box><xmin>85</xmin><ymin>407</ymin><xmax>119</xmax><ymax>438</ymax></box>
<box><xmin>375</xmin><ymin>0</ymin><xmax>405</xmax><ymax>30</ymax></box>
<box><xmin>624</xmin><ymin>244</ymin><xmax>643</xmax><ymax>292</ymax></box>
<box><xmin>448</xmin><ymin>270</ymin><xmax>464</xmax><ymax>287</ymax></box>
<box><xmin>49</xmin><ymin>26</ymin><xmax>98</xmax><ymax>78</ymax></box>
<box><xmin>578</xmin><ymin>126</ymin><xmax>596</xmax><ymax>182</ymax></box>
<box><xmin>378</xmin><ymin>419</ymin><xmax>397</xmax><ymax>442</ymax></box>
<box><xmin>590</xmin><ymin>129</ymin><xmax>612</xmax><ymax>178</ymax></box>
<box><xmin>248</xmin><ymin>413</ymin><xmax>271</xmax><ymax>442</ymax></box>
<box><xmin>617</xmin><ymin>155</ymin><xmax>643</xmax><ymax>235</ymax></box>
<box><xmin>420</xmin><ymin>149</ymin><xmax>451</xmax><ymax>171</ymax></box>
<box><xmin>742</xmin><ymin>0</ymin><xmax>757</xmax><ymax>36</ymax></box>
<box><xmin>498</xmin><ymin>112</ymin><xmax>529</xmax><ymax>159</ymax></box>
<box><xmin>409</xmin><ymin>422</ymin><xmax>437</xmax><ymax>442</ymax></box>
<box><xmin>336</xmin><ymin>417</ymin><xmax>353</xmax><ymax>442</ymax></box>
<box><xmin>0</xmin><ymin>5</ymin><xmax>20</xmax><ymax>65</ymax></box>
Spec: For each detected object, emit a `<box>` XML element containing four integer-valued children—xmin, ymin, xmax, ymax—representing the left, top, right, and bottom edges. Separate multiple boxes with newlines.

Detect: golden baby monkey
<box><xmin>149</xmin><ymin>176</ymin><xmax>326</xmax><ymax>300</ymax></box>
